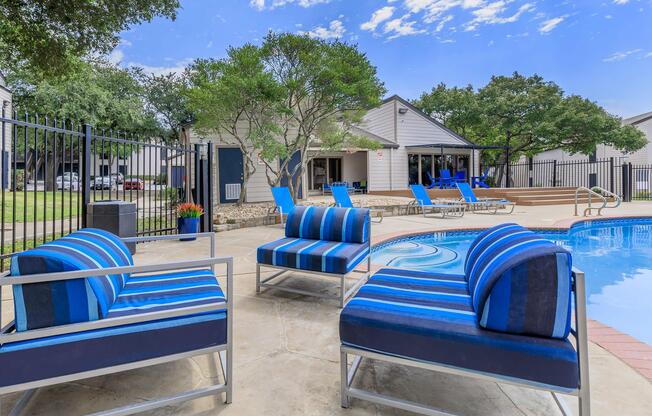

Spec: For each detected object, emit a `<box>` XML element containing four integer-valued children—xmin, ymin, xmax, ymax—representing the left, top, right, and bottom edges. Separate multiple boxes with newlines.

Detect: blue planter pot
<box><xmin>177</xmin><ymin>217</ymin><xmax>200</xmax><ymax>241</ymax></box>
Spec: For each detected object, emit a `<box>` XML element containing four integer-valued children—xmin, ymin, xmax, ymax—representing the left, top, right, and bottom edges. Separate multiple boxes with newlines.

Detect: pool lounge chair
<box><xmin>340</xmin><ymin>223</ymin><xmax>590</xmax><ymax>416</ymax></box>
<box><xmin>0</xmin><ymin>228</ymin><xmax>234</xmax><ymax>415</ymax></box>
<box><xmin>409</xmin><ymin>184</ymin><xmax>465</xmax><ymax>218</ymax></box>
<box><xmin>472</xmin><ymin>169</ymin><xmax>491</xmax><ymax>188</ymax></box>
<box><xmin>270</xmin><ymin>186</ymin><xmax>296</xmax><ymax>225</ymax></box>
<box><xmin>456</xmin><ymin>182</ymin><xmax>515</xmax><ymax>214</ymax></box>
<box><xmin>332</xmin><ymin>185</ymin><xmax>384</xmax><ymax>223</ymax></box>
<box><xmin>256</xmin><ymin>206</ymin><xmax>371</xmax><ymax>307</ymax></box>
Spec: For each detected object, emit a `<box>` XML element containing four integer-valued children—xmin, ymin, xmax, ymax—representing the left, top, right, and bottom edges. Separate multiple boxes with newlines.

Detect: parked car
<box><xmin>56</xmin><ymin>173</ymin><xmax>79</xmax><ymax>191</ymax></box>
<box><xmin>90</xmin><ymin>176</ymin><xmax>114</xmax><ymax>190</ymax></box>
<box><xmin>123</xmin><ymin>178</ymin><xmax>144</xmax><ymax>190</ymax></box>
<box><xmin>110</xmin><ymin>173</ymin><xmax>124</xmax><ymax>184</ymax></box>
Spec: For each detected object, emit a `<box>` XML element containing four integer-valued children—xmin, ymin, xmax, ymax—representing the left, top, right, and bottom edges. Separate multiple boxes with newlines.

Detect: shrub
<box><xmin>14</xmin><ymin>169</ymin><xmax>25</xmax><ymax>191</ymax></box>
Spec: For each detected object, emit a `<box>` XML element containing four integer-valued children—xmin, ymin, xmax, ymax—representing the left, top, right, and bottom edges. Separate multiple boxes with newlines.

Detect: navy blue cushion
<box><xmin>285</xmin><ymin>206</ymin><xmax>369</xmax><ymax>244</ymax></box>
<box><xmin>340</xmin><ymin>268</ymin><xmax>579</xmax><ymax>390</ymax></box>
<box><xmin>10</xmin><ymin>228</ymin><xmax>133</xmax><ymax>331</ymax></box>
<box><xmin>257</xmin><ymin>237</ymin><xmax>369</xmax><ymax>274</ymax></box>
<box><xmin>466</xmin><ymin>224</ymin><xmax>573</xmax><ymax>339</ymax></box>
<box><xmin>108</xmin><ymin>269</ymin><xmax>225</xmax><ymax>318</ymax></box>
<box><xmin>0</xmin><ymin>312</ymin><xmax>226</xmax><ymax>389</ymax></box>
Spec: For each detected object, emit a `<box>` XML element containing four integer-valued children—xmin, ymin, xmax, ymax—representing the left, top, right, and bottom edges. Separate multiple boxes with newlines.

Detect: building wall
<box><xmin>1</xmin><ymin>86</ymin><xmax>12</xmax><ymax>188</ymax></box>
<box><xmin>361</xmin><ymin>100</ymin><xmax>395</xmax><ymax>142</ymax></box>
<box><xmin>395</xmin><ymin>104</ymin><xmax>468</xmax><ymax>147</ymax></box>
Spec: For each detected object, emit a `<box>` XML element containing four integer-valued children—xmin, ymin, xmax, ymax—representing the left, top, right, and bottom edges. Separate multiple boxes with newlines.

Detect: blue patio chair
<box><xmin>409</xmin><ymin>184</ymin><xmax>464</xmax><ymax>218</ymax></box>
<box><xmin>340</xmin><ymin>223</ymin><xmax>590</xmax><ymax>416</ymax></box>
<box><xmin>256</xmin><ymin>206</ymin><xmax>371</xmax><ymax>307</ymax></box>
<box><xmin>456</xmin><ymin>182</ymin><xmax>515</xmax><ymax>214</ymax></box>
<box><xmin>322</xmin><ymin>182</ymin><xmax>333</xmax><ymax>195</ymax></box>
<box><xmin>0</xmin><ymin>228</ymin><xmax>234</xmax><ymax>415</ymax></box>
<box><xmin>472</xmin><ymin>169</ymin><xmax>491</xmax><ymax>188</ymax></box>
<box><xmin>270</xmin><ymin>186</ymin><xmax>296</xmax><ymax>225</ymax></box>
<box><xmin>332</xmin><ymin>185</ymin><xmax>384</xmax><ymax>223</ymax></box>
<box><xmin>453</xmin><ymin>170</ymin><xmax>466</xmax><ymax>182</ymax></box>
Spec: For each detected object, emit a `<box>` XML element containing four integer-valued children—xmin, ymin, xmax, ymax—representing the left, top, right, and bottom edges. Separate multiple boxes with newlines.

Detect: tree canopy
<box><xmin>187</xmin><ymin>32</ymin><xmax>386</xmax><ymax>201</ymax></box>
<box><xmin>414</xmin><ymin>72</ymin><xmax>646</xmax><ymax>167</ymax></box>
<box><xmin>0</xmin><ymin>0</ymin><xmax>180</xmax><ymax>77</ymax></box>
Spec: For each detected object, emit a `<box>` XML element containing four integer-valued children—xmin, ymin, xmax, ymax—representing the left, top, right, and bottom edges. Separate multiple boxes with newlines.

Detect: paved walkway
<box><xmin>2</xmin><ymin>202</ymin><xmax>652</xmax><ymax>415</ymax></box>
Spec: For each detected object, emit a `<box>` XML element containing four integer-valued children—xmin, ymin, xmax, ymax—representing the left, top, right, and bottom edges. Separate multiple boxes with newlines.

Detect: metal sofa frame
<box><xmin>340</xmin><ymin>268</ymin><xmax>591</xmax><ymax>416</ymax></box>
<box><xmin>0</xmin><ymin>232</ymin><xmax>233</xmax><ymax>416</ymax></box>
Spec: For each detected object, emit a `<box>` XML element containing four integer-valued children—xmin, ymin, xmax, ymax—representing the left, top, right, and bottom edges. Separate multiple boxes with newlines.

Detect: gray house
<box><xmin>191</xmin><ymin>94</ymin><xmax>480</xmax><ymax>204</ymax></box>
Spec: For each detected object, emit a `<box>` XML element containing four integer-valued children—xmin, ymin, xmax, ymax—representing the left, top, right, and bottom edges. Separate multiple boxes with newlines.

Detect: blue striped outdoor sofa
<box><xmin>340</xmin><ymin>223</ymin><xmax>590</xmax><ymax>416</ymax></box>
<box><xmin>0</xmin><ymin>228</ymin><xmax>233</xmax><ymax>416</ymax></box>
<box><xmin>257</xmin><ymin>206</ymin><xmax>371</xmax><ymax>307</ymax></box>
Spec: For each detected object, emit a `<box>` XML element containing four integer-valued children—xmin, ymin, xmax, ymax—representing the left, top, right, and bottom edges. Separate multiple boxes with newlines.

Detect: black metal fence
<box><xmin>480</xmin><ymin>156</ymin><xmax>652</xmax><ymax>201</ymax></box>
<box><xmin>0</xmin><ymin>109</ymin><xmax>213</xmax><ymax>270</ymax></box>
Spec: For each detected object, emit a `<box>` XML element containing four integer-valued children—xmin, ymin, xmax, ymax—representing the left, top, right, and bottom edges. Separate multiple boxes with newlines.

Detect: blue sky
<box><xmin>113</xmin><ymin>0</ymin><xmax>652</xmax><ymax>118</ymax></box>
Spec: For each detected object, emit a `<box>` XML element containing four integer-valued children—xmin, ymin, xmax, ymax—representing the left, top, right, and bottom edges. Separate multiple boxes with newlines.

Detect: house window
<box><xmin>408</xmin><ymin>154</ymin><xmax>419</xmax><ymax>185</ymax></box>
<box><xmin>420</xmin><ymin>155</ymin><xmax>433</xmax><ymax>186</ymax></box>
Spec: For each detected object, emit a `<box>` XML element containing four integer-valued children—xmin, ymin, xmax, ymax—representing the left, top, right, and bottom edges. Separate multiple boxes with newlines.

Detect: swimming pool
<box><xmin>372</xmin><ymin>218</ymin><xmax>652</xmax><ymax>346</ymax></box>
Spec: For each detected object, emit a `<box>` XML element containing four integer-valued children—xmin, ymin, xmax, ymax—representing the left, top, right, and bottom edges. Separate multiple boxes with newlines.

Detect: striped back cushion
<box><xmin>285</xmin><ymin>206</ymin><xmax>370</xmax><ymax>244</ymax></box>
<box><xmin>466</xmin><ymin>224</ymin><xmax>573</xmax><ymax>339</ymax></box>
<box><xmin>10</xmin><ymin>228</ymin><xmax>133</xmax><ymax>331</ymax></box>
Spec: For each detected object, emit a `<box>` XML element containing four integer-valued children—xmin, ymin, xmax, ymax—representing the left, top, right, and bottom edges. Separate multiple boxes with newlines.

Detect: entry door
<box><xmin>218</xmin><ymin>148</ymin><xmax>244</xmax><ymax>203</ymax></box>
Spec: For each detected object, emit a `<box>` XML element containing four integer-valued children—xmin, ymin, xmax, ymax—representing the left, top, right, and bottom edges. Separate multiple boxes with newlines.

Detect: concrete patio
<box><xmin>2</xmin><ymin>202</ymin><xmax>652</xmax><ymax>415</ymax></box>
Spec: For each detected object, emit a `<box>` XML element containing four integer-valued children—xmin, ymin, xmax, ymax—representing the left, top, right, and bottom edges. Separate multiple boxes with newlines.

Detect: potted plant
<box><xmin>177</xmin><ymin>203</ymin><xmax>204</xmax><ymax>241</ymax></box>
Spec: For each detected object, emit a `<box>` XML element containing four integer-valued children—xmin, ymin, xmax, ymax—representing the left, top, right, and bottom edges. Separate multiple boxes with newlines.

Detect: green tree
<box><xmin>141</xmin><ymin>71</ymin><xmax>194</xmax><ymax>143</ymax></box>
<box><xmin>257</xmin><ymin>32</ymin><xmax>386</xmax><ymax>199</ymax></box>
<box><xmin>187</xmin><ymin>33</ymin><xmax>386</xmax><ymax>201</ymax></box>
<box><xmin>186</xmin><ymin>45</ymin><xmax>282</xmax><ymax>205</ymax></box>
<box><xmin>414</xmin><ymin>73</ymin><xmax>646</xmax><ymax>184</ymax></box>
<box><xmin>6</xmin><ymin>59</ymin><xmax>159</xmax><ymax>189</ymax></box>
<box><xmin>0</xmin><ymin>0</ymin><xmax>180</xmax><ymax>77</ymax></box>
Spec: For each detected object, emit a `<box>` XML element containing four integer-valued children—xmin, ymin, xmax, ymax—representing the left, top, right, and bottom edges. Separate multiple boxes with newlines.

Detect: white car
<box><xmin>56</xmin><ymin>173</ymin><xmax>79</xmax><ymax>191</ymax></box>
<box><xmin>90</xmin><ymin>176</ymin><xmax>114</xmax><ymax>190</ymax></box>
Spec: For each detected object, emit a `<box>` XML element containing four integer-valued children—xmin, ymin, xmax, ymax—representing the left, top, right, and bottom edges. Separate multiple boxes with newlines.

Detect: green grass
<box><xmin>1</xmin><ymin>191</ymin><xmax>79</xmax><ymax>223</ymax></box>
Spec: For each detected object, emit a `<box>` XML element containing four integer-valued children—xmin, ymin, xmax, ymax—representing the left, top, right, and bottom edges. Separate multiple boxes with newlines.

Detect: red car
<box><xmin>123</xmin><ymin>178</ymin><xmax>144</xmax><ymax>190</ymax></box>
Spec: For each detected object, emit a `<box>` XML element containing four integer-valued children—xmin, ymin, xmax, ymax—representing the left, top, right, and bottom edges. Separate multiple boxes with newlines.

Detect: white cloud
<box><xmin>646</xmin><ymin>52</ymin><xmax>652</xmax><ymax>58</ymax></box>
<box><xmin>301</xmin><ymin>19</ymin><xmax>346</xmax><ymax>39</ymax></box>
<box><xmin>361</xmin><ymin>6</ymin><xmax>395</xmax><ymax>31</ymax></box>
<box><xmin>108</xmin><ymin>49</ymin><xmax>124</xmax><ymax>65</ymax></box>
<box><xmin>128</xmin><ymin>58</ymin><xmax>194</xmax><ymax>75</ymax></box>
<box><xmin>250</xmin><ymin>0</ymin><xmax>332</xmax><ymax>10</ymax></box>
<box><xmin>464</xmin><ymin>1</ymin><xmax>535</xmax><ymax>31</ymax></box>
<box><xmin>383</xmin><ymin>14</ymin><xmax>428</xmax><ymax>39</ymax></box>
<box><xmin>602</xmin><ymin>49</ymin><xmax>643</xmax><ymax>62</ymax></box>
<box><xmin>435</xmin><ymin>14</ymin><xmax>454</xmax><ymax>32</ymax></box>
<box><xmin>538</xmin><ymin>16</ymin><xmax>566</xmax><ymax>34</ymax></box>
<box><xmin>613</xmin><ymin>0</ymin><xmax>630</xmax><ymax>4</ymax></box>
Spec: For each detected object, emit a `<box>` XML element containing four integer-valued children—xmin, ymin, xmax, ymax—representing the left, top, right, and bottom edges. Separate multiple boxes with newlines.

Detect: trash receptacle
<box><xmin>87</xmin><ymin>200</ymin><xmax>137</xmax><ymax>254</ymax></box>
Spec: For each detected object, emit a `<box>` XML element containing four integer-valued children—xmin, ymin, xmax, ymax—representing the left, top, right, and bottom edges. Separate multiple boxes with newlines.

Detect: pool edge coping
<box><xmin>368</xmin><ymin>214</ymin><xmax>652</xmax><ymax>384</ymax></box>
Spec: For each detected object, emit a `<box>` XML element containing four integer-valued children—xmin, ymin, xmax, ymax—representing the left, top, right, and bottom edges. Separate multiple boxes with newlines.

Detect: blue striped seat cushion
<box><xmin>285</xmin><ymin>206</ymin><xmax>370</xmax><ymax>244</ymax></box>
<box><xmin>0</xmin><ymin>312</ymin><xmax>226</xmax><ymax>389</ymax></box>
<box><xmin>466</xmin><ymin>224</ymin><xmax>573</xmax><ymax>339</ymax></box>
<box><xmin>108</xmin><ymin>269</ymin><xmax>225</xmax><ymax>318</ymax></box>
<box><xmin>340</xmin><ymin>268</ymin><xmax>579</xmax><ymax>390</ymax></box>
<box><xmin>10</xmin><ymin>228</ymin><xmax>133</xmax><ymax>331</ymax></box>
<box><xmin>257</xmin><ymin>237</ymin><xmax>369</xmax><ymax>274</ymax></box>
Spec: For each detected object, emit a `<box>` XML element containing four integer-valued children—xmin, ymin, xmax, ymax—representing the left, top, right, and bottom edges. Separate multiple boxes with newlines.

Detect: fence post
<box><xmin>81</xmin><ymin>124</ymin><xmax>92</xmax><ymax>228</ymax></box>
<box><xmin>621</xmin><ymin>163</ymin><xmax>632</xmax><ymax>202</ymax></box>
<box><xmin>206</xmin><ymin>142</ymin><xmax>214</xmax><ymax>232</ymax></box>
<box><xmin>528</xmin><ymin>157</ymin><xmax>533</xmax><ymax>187</ymax></box>
<box><xmin>609</xmin><ymin>157</ymin><xmax>615</xmax><ymax>193</ymax></box>
<box><xmin>505</xmin><ymin>147</ymin><xmax>511</xmax><ymax>188</ymax></box>
<box><xmin>552</xmin><ymin>160</ymin><xmax>557</xmax><ymax>187</ymax></box>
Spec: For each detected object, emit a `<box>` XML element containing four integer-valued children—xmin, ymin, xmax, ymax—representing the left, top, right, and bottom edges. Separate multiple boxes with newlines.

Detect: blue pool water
<box><xmin>372</xmin><ymin>218</ymin><xmax>652</xmax><ymax>345</ymax></box>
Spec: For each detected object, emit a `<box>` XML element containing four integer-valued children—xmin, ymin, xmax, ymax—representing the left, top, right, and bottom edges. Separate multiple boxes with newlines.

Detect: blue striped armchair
<box><xmin>257</xmin><ymin>206</ymin><xmax>372</xmax><ymax>307</ymax></box>
<box><xmin>340</xmin><ymin>223</ymin><xmax>590</xmax><ymax>416</ymax></box>
<box><xmin>0</xmin><ymin>228</ymin><xmax>234</xmax><ymax>415</ymax></box>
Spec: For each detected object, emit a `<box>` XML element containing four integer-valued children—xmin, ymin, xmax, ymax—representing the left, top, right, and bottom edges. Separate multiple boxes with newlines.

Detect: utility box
<box><xmin>86</xmin><ymin>200</ymin><xmax>137</xmax><ymax>254</ymax></box>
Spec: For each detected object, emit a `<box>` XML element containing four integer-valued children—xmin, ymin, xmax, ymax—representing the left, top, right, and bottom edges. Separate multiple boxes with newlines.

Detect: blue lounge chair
<box><xmin>270</xmin><ymin>186</ymin><xmax>296</xmax><ymax>225</ymax></box>
<box><xmin>456</xmin><ymin>182</ymin><xmax>515</xmax><ymax>214</ymax></box>
<box><xmin>453</xmin><ymin>170</ymin><xmax>466</xmax><ymax>182</ymax></box>
<box><xmin>409</xmin><ymin>184</ymin><xmax>464</xmax><ymax>218</ymax></box>
<box><xmin>0</xmin><ymin>228</ymin><xmax>234</xmax><ymax>415</ymax></box>
<box><xmin>472</xmin><ymin>169</ymin><xmax>491</xmax><ymax>188</ymax></box>
<box><xmin>340</xmin><ymin>223</ymin><xmax>590</xmax><ymax>416</ymax></box>
<box><xmin>426</xmin><ymin>170</ymin><xmax>454</xmax><ymax>189</ymax></box>
<box><xmin>256</xmin><ymin>206</ymin><xmax>371</xmax><ymax>307</ymax></box>
<box><xmin>332</xmin><ymin>185</ymin><xmax>384</xmax><ymax>223</ymax></box>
